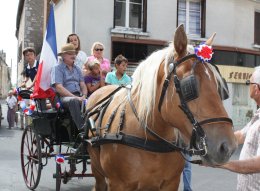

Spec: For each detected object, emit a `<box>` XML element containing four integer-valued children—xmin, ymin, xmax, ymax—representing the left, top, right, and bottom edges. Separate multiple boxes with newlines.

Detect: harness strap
<box><xmin>199</xmin><ymin>117</ymin><xmax>233</xmax><ymax>126</ymax></box>
<box><xmin>104</xmin><ymin>104</ymin><xmax>121</xmax><ymax>134</ymax></box>
<box><xmin>127</xmin><ymin>87</ymin><xmax>206</xmax><ymax>155</ymax></box>
<box><xmin>96</xmin><ymin>97</ymin><xmax>112</xmax><ymax>136</ymax></box>
<box><xmin>91</xmin><ymin>133</ymin><xmax>179</xmax><ymax>153</ymax></box>
<box><xmin>127</xmin><ymin>88</ymin><xmax>139</xmax><ymax>119</ymax></box>
<box><xmin>84</xmin><ymin>86</ymin><xmax>123</xmax><ymax>115</ymax></box>
<box><xmin>118</xmin><ymin>106</ymin><xmax>126</xmax><ymax>132</ymax></box>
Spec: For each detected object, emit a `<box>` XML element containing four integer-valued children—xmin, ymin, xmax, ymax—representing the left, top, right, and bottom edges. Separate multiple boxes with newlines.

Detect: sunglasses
<box><xmin>245</xmin><ymin>80</ymin><xmax>260</xmax><ymax>90</ymax></box>
<box><xmin>95</xmin><ymin>48</ymin><xmax>103</xmax><ymax>51</ymax></box>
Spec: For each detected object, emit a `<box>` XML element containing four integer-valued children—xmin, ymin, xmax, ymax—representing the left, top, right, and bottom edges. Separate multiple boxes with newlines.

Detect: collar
<box><xmin>27</xmin><ymin>60</ymin><xmax>37</xmax><ymax>69</ymax></box>
<box><xmin>61</xmin><ymin>62</ymin><xmax>76</xmax><ymax>70</ymax></box>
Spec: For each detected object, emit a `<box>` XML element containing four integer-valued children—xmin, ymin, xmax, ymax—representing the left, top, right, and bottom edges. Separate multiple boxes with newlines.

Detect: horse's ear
<box><xmin>174</xmin><ymin>24</ymin><xmax>188</xmax><ymax>58</ymax></box>
<box><xmin>205</xmin><ymin>32</ymin><xmax>216</xmax><ymax>46</ymax></box>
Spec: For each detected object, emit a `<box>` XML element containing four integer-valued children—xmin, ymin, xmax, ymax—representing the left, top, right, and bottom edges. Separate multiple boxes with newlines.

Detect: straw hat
<box><xmin>58</xmin><ymin>43</ymin><xmax>76</xmax><ymax>56</ymax></box>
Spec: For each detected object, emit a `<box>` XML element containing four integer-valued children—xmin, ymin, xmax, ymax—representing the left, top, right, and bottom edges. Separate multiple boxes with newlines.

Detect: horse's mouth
<box><xmin>201</xmin><ymin>150</ymin><xmax>233</xmax><ymax>166</ymax></box>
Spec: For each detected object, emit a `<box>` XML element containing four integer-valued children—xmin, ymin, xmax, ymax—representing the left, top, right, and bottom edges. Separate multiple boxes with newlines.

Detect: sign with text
<box><xmin>217</xmin><ymin>65</ymin><xmax>254</xmax><ymax>83</ymax></box>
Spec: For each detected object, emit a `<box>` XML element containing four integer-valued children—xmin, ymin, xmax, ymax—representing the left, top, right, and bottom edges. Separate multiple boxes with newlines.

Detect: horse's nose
<box><xmin>217</xmin><ymin>141</ymin><xmax>234</xmax><ymax>161</ymax></box>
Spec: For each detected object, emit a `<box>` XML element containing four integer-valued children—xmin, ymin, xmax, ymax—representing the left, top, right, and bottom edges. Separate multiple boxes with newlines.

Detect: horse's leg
<box><xmin>88</xmin><ymin>146</ymin><xmax>107</xmax><ymax>191</ymax></box>
<box><xmin>91</xmin><ymin>165</ymin><xmax>107</xmax><ymax>191</ymax></box>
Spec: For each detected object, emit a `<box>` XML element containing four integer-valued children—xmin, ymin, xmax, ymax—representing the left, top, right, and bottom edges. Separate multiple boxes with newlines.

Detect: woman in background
<box><xmin>86</xmin><ymin>42</ymin><xmax>111</xmax><ymax>78</ymax></box>
<box><xmin>66</xmin><ymin>33</ymin><xmax>87</xmax><ymax>69</ymax></box>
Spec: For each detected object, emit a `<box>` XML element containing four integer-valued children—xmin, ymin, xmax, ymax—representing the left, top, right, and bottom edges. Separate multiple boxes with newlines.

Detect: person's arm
<box><xmin>21</xmin><ymin>77</ymin><xmax>29</xmax><ymax>87</ymax></box>
<box><xmin>80</xmin><ymin>81</ymin><xmax>88</xmax><ymax>97</ymax></box>
<box><xmin>105</xmin><ymin>72</ymin><xmax>112</xmax><ymax>85</ymax></box>
<box><xmin>55</xmin><ymin>83</ymin><xmax>77</xmax><ymax>97</ymax></box>
<box><xmin>86</xmin><ymin>82</ymin><xmax>101</xmax><ymax>93</ymax></box>
<box><xmin>100</xmin><ymin>77</ymin><xmax>105</xmax><ymax>87</ymax></box>
<box><xmin>234</xmin><ymin>130</ymin><xmax>245</xmax><ymax>145</ymax></box>
<box><xmin>27</xmin><ymin>77</ymin><xmax>37</xmax><ymax>90</ymax></box>
<box><xmin>219</xmin><ymin>156</ymin><xmax>260</xmax><ymax>174</ymax></box>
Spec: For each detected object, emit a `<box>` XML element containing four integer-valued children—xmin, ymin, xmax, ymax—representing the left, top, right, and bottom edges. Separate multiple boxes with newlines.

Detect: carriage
<box><xmin>19</xmin><ymin>89</ymin><xmax>93</xmax><ymax>191</ymax></box>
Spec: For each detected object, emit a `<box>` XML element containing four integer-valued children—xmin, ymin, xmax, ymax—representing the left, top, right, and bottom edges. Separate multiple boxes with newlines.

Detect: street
<box><xmin>0</xmin><ymin>100</ymin><xmax>239</xmax><ymax>191</ymax></box>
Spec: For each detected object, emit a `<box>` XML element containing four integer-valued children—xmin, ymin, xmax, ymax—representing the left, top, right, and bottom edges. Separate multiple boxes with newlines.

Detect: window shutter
<box><xmin>255</xmin><ymin>12</ymin><xmax>260</xmax><ymax>45</ymax></box>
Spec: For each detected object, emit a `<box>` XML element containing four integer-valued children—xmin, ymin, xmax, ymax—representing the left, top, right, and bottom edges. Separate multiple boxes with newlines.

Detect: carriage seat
<box><xmin>32</xmin><ymin>109</ymin><xmax>57</xmax><ymax>119</ymax></box>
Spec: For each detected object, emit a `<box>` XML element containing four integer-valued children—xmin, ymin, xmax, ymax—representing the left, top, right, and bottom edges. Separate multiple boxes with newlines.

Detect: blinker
<box><xmin>218</xmin><ymin>77</ymin><xmax>229</xmax><ymax>100</ymax></box>
<box><xmin>179</xmin><ymin>75</ymin><xmax>199</xmax><ymax>102</ymax></box>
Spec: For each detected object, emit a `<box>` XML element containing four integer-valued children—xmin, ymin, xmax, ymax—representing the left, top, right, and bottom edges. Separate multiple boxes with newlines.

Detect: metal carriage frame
<box><xmin>19</xmin><ymin>90</ymin><xmax>93</xmax><ymax>191</ymax></box>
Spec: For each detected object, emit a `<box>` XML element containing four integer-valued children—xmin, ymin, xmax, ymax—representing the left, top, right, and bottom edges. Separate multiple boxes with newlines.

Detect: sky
<box><xmin>0</xmin><ymin>0</ymin><xmax>19</xmax><ymax>85</ymax></box>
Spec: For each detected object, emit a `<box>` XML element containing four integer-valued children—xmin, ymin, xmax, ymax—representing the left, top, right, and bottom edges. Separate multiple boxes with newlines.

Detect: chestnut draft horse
<box><xmin>85</xmin><ymin>25</ymin><xmax>237</xmax><ymax>191</ymax></box>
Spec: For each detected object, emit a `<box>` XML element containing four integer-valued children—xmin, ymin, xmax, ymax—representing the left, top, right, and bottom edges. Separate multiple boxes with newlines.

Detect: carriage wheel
<box><xmin>21</xmin><ymin>125</ymin><xmax>42</xmax><ymax>190</ymax></box>
<box><xmin>55</xmin><ymin>163</ymin><xmax>61</xmax><ymax>191</ymax></box>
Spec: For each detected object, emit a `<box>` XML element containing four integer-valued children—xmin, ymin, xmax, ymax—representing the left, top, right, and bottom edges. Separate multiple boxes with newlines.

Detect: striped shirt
<box><xmin>237</xmin><ymin>108</ymin><xmax>260</xmax><ymax>191</ymax></box>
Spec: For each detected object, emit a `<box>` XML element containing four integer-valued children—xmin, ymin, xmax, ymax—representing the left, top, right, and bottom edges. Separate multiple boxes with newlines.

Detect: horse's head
<box><xmin>131</xmin><ymin>25</ymin><xmax>237</xmax><ymax>165</ymax></box>
<box><xmin>158</xmin><ymin>25</ymin><xmax>237</xmax><ymax>165</ymax></box>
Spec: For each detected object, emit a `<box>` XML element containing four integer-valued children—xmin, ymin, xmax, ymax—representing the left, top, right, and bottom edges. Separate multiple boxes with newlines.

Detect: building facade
<box><xmin>0</xmin><ymin>50</ymin><xmax>12</xmax><ymax>98</ymax></box>
<box><xmin>52</xmin><ymin>0</ymin><xmax>260</xmax><ymax>129</ymax></box>
<box><xmin>15</xmin><ymin>0</ymin><xmax>260</xmax><ymax>129</ymax></box>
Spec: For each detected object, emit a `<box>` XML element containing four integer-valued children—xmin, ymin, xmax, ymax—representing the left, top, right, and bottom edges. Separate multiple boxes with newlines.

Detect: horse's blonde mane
<box><xmin>131</xmin><ymin>45</ymin><xmax>173</xmax><ymax>125</ymax></box>
<box><xmin>131</xmin><ymin>43</ymin><xmax>225</xmax><ymax>126</ymax></box>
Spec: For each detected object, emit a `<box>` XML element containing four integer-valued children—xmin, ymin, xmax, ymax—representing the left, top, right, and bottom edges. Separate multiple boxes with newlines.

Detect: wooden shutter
<box><xmin>255</xmin><ymin>12</ymin><xmax>260</xmax><ymax>45</ymax></box>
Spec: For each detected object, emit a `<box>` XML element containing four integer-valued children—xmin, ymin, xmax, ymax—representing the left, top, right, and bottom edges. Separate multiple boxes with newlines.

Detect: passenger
<box><xmin>105</xmin><ymin>54</ymin><xmax>131</xmax><ymax>85</ymax></box>
<box><xmin>66</xmin><ymin>33</ymin><xmax>87</xmax><ymax>70</ymax></box>
<box><xmin>21</xmin><ymin>47</ymin><xmax>39</xmax><ymax>90</ymax></box>
<box><xmin>6</xmin><ymin>90</ymin><xmax>17</xmax><ymax>129</ymax></box>
<box><xmin>51</xmin><ymin>43</ymin><xmax>88</xmax><ymax>130</ymax></box>
<box><xmin>86</xmin><ymin>42</ymin><xmax>111</xmax><ymax>78</ymax></box>
<box><xmin>84</xmin><ymin>59</ymin><xmax>105</xmax><ymax>97</ymax></box>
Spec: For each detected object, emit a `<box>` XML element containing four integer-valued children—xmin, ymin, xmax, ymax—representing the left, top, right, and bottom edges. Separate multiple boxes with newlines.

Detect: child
<box><xmin>84</xmin><ymin>59</ymin><xmax>105</xmax><ymax>97</ymax></box>
<box><xmin>105</xmin><ymin>55</ymin><xmax>131</xmax><ymax>85</ymax></box>
<box><xmin>6</xmin><ymin>90</ymin><xmax>17</xmax><ymax>129</ymax></box>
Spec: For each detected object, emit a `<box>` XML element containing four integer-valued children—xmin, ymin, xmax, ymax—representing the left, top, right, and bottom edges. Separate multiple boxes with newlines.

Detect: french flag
<box><xmin>32</xmin><ymin>4</ymin><xmax>57</xmax><ymax>99</ymax></box>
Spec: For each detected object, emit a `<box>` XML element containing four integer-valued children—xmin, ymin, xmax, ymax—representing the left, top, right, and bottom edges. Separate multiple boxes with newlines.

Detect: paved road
<box><xmin>0</xmin><ymin>100</ymin><xmax>239</xmax><ymax>191</ymax></box>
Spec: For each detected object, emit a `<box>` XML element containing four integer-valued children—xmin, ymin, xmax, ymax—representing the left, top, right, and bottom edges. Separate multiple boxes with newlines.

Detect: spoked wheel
<box><xmin>55</xmin><ymin>163</ymin><xmax>62</xmax><ymax>191</ymax></box>
<box><xmin>21</xmin><ymin>125</ymin><xmax>42</xmax><ymax>190</ymax></box>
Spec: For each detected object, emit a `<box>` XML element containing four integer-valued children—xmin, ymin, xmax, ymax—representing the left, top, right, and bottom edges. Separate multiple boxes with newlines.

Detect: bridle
<box><xmin>157</xmin><ymin>53</ymin><xmax>233</xmax><ymax>156</ymax></box>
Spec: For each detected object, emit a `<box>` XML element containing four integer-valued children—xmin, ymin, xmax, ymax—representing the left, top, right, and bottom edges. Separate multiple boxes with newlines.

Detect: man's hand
<box><xmin>21</xmin><ymin>82</ymin><xmax>26</xmax><ymax>88</ymax></box>
<box><xmin>77</xmin><ymin>95</ymin><xmax>86</xmax><ymax>102</ymax></box>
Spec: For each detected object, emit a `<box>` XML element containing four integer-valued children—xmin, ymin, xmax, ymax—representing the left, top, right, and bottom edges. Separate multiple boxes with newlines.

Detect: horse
<box><xmin>85</xmin><ymin>25</ymin><xmax>237</xmax><ymax>191</ymax></box>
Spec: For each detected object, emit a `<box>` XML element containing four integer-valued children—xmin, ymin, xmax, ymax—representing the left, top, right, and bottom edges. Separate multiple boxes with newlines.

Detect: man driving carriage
<box><xmin>51</xmin><ymin>43</ymin><xmax>88</xmax><ymax>130</ymax></box>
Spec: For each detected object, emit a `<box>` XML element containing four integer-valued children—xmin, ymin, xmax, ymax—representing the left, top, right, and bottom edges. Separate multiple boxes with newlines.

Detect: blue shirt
<box><xmin>25</xmin><ymin>60</ymin><xmax>39</xmax><ymax>81</ymax></box>
<box><xmin>51</xmin><ymin>62</ymin><xmax>84</xmax><ymax>93</ymax></box>
<box><xmin>105</xmin><ymin>71</ymin><xmax>131</xmax><ymax>85</ymax></box>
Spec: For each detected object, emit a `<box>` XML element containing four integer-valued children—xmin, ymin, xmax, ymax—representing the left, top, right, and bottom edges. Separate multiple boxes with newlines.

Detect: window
<box><xmin>212</xmin><ymin>50</ymin><xmax>260</xmax><ymax>67</ymax></box>
<box><xmin>112</xmin><ymin>42</ymin><xmax>164</xmax><ymax>63</ymax></box>
<box><xmin>177</xmin><ymin>0</ymin><xmax>205</xmax><ymax>37</ymax></box>
<box><xmin>255</xmin><ymin>12</ymin><xmax>260</xmax><ymax>45</ymax></box>
<box><xmin>111</xmin><ymin>38</ymin><xmax>166</xmax><ymax>75</ymax></box>
<box><xmin>114</xmin><ymin>0</ymin><xmax>147</xmax><ymax>31</ymax></box>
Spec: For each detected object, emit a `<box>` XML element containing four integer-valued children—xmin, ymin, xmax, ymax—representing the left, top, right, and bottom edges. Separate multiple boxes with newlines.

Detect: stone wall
<box><xmin>0</xmin><ymin>50</ymin><xmax>11</xmax><ymax>98</ymax></box>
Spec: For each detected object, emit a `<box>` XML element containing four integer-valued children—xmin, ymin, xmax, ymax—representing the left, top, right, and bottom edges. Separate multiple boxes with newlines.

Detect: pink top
<box><xmin>87</xmin><ymin>55</ymin><xmax>111</xmax><ymax>72</ymax></box>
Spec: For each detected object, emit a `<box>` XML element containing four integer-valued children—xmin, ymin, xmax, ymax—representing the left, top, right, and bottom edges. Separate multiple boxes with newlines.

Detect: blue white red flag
<box><xmin>32</xmin><ymin>4</ymin><xmax>57</xmax><ymax>99</ymax></box>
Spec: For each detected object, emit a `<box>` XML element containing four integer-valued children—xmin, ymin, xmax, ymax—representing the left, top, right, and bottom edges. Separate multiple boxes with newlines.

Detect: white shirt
<box><xmin>6</xmin><ymin>95</ymin><xmax>17</xmax><ymax>109</ymax></box>
<box><xmin>74</xmin><ymin>50</ymin><xmax>87</xmax><ymax>69</ymax></box>
<box><xmin>237</xmin><ymin>108</ymin><xmax>260</xmax><ymax>191</ymax></box>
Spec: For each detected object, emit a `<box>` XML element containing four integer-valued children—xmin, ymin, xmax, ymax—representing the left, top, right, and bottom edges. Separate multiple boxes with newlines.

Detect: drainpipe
<box><xmin>72</xmin><ymin>0</ymin><xmax>76</xmax><ymax>33</ymax></box>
